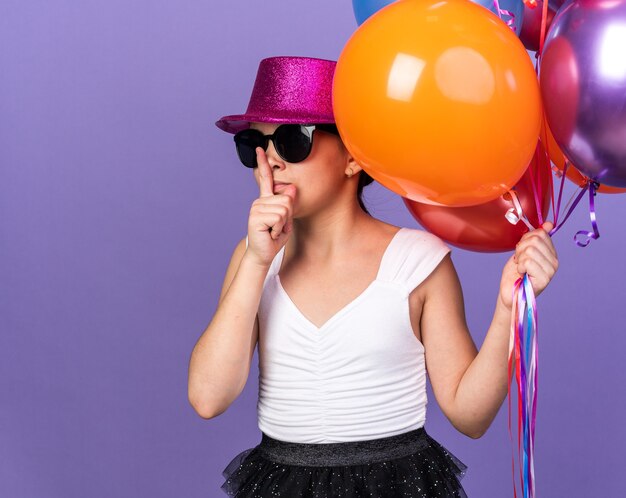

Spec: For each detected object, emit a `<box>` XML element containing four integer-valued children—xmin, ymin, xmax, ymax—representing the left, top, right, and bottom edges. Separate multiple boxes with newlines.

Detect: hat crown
<box><xmin>246</xmin><ymin>57</ymin><xmax>335</xmax><ymax>119</ymax></box>
<box><xmin>216</xmin><ymin>56</ymin><xmax>336</xmax><ymax>134</ymax></box>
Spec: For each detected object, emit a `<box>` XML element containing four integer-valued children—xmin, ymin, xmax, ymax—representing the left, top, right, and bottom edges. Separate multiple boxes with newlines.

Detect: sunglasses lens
<box><xmin>234</xmin><ymin>129</ymin><xmax>265</xmax><ymax>168</ymax></box>
<box><xmin>274</xmin><ymin>125</ymin><xmax>312</xmax><ymax>163</ymax></box>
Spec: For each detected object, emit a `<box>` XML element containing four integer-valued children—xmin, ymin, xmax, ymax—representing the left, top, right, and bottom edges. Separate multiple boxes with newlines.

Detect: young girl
<box><xmin>188</xmin><ymin>56</ymin><xmax>559</xmax><ymax>497</ymax></box>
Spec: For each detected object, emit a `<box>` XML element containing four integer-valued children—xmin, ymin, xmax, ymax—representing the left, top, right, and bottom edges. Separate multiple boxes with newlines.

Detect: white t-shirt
<box><xmin>246</xmin><ymin>227</ymin><xmax>451</xmax><ymax>443</ymax></box>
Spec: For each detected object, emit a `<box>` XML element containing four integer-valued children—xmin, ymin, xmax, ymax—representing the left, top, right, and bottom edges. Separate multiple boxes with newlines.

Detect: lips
<box><xmin>273</xmin><ymin>183</ymin><xmax>292</xmax><ymax>194</ymax></box>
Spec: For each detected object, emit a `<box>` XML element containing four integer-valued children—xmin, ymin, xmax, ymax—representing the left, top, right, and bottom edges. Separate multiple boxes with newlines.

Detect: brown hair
<box><xmin>357</xmin><ymin>170</ymin><xmax>374</xmax><ymax>215</ymax></box>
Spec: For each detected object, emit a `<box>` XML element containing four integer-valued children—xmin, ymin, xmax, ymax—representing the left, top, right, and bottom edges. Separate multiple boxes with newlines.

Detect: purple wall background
<box><xmin>1</xmin><ymin>1</ymin><xmax>624</xmax><ymax>497</ymax></box>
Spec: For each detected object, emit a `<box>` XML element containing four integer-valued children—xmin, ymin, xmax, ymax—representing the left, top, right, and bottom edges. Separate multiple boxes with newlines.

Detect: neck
<box><xmin>289</xmin><ymin>202</ymin><xmax>373</xmax><ymax>260</ymax></box>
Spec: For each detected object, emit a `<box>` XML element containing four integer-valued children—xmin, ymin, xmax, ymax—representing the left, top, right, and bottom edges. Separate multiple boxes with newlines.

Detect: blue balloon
<box><xmin>351</xmin><ymin>0</ymin><xmax>394</xmax><ymax>26</ymax></box>
<box><xmin>352</xmin><ymin>0</ymin><xmax>525</xmax><ymax>36</ymax></box>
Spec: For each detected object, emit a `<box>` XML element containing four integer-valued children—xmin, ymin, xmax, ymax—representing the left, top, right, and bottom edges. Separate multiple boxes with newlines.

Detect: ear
<box><xmin>344</xmin><ymin>152</ymin><xmax>364</xmax><ymax>176</ymax></box>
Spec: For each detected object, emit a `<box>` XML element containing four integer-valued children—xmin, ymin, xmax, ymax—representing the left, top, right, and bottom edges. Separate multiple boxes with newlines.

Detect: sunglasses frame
<box><xmin>233</xmin><ymin>123</ymin><xmax>339</xmax><ymax>168</ymax></box>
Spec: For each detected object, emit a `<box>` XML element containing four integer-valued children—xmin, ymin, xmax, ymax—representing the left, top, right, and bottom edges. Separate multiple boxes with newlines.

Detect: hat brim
<box><xmin>215</xmin><ymin>113</ymin><xmax>335</xmax><ymax>134</ymax></box>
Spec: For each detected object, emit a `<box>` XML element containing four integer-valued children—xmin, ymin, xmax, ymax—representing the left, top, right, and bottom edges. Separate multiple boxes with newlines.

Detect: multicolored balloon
<box><xmin>336</xmin><ymin>0</ymin><xmax>541</xmax><ymax>207</ymax></box>
<box><xmin>403</xmin><ymin>142</ymin><xmax>551</xmax><ymax>252</ymax></box>
<box><xmin>540</xmin><ymin>0</ymin><xmax>626</xmax><ymax>187</ymax></box>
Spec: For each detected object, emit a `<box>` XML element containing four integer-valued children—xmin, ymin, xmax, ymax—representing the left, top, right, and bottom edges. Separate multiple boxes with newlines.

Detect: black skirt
<box><xmin>220</xmin><ymin>426</ymin><xmax>468</xmax><ymax>497</ymax></box>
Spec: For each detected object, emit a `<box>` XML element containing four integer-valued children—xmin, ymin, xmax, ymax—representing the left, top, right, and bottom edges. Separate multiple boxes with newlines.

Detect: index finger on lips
<box><xmin>257</xmin><ymin>147</ymin><xmax>274</xmax><ymax>198</ymax></box>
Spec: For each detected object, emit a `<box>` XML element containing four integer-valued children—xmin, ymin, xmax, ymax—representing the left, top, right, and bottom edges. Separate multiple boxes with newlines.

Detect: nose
<box><xmin>265</xmin><ymin>139</ymin><xmax>286</xmax><ymax>170</ymax></box>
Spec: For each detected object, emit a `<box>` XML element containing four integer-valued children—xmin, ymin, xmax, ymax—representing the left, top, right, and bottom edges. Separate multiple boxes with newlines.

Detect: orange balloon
<box><xmin>542</xmin><ymin>118</ymin><xmax>626</xmax><ymax>194</ymax></box>
<box><xmin>333</xmin><ymin>0</ymin><xmax>542</xmax><ymax>207</ymax></box>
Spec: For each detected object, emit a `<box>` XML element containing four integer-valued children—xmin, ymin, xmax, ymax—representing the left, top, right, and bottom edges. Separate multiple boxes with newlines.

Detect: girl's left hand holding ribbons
<box><xmin>499</xmin><ymin>221</ymin><xmax>559</xmax><ymax>310</ymax></box>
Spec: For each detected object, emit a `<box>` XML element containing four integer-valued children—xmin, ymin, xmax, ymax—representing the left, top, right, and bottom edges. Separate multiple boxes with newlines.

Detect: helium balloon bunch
<box><xmin>342</xmin><ymin>0</ymin><xmax>625</xmax><ymax>254</ymax></box>
<box><xmin>337</xmin><ymin>1</ymin><xmax>626</xmax><ymax>496</ymax></box>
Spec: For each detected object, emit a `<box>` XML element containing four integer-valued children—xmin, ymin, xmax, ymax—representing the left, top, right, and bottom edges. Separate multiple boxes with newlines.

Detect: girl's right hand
<box><xmin>245</xmin><ymin>146</ymin><xmax>296</xmax><ymax>267</ymax></box>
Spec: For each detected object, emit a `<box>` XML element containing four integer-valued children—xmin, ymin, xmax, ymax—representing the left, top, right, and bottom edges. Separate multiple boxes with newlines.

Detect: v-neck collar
<box><xmin>274</xmin><ymin>227</ymin><xmax>405</xmax><ymax>331</ymax></box>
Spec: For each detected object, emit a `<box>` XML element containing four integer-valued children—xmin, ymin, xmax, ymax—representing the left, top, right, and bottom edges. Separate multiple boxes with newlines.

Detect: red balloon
<box><xmin>540</xmin><ymin>34</ymin><xmax>579</xmax><ymax>152</ymax></box>
<box><xmin>519</xmin><ymin>1</ymin><xmax>556</xmax><ymax>52</ymax></box>
<box><xmin>403</xmin><ymin>142</ymin><xmax>551</xmax><ymax>253</ymax></box>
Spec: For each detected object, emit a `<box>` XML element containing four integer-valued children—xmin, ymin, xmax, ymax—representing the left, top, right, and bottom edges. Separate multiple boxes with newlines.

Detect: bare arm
<box><xmin>416</xmin><ymin>254</ymin><xmax>482</xmax><ymax>438</ymax></box>
<box><xmin>187</xmin><ymin>237</ymin><xmax>269</xmax><ymax>419</ymax></box>
<box><xmin>188</xmin><ymin>146</ymin><xmax>297</xmax><ymax>419</ymax></box>
<box><xmin>418</xmin><ymin>224</ymin><xmax>558</xmax><ymax>438</ymax></box>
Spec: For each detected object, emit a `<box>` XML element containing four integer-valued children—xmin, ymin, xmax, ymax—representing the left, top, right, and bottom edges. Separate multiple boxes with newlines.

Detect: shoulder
<box><xmin>397</xmin><ymin>226</ymin><xmax>451</xmax><ymax>253</ymax></box>
<box><xmin>381</xmin><ymin>226</ymin><xmax>451</xmax><ymax>292</ymax></box>
<box><xmin>364</xmin><ymin>221</ymin><xmax>446</xmax><ymax>246</ymax></box>
<box><xmin>404</xmin><ymin>228</ymin><xmax>458</xmax><ymax>297</ymax></box>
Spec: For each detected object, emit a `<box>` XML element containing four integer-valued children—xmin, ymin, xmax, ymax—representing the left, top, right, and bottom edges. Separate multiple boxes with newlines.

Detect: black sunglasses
<box><xmin>233</xmin><ymin>123</ymin><xmax>340</xmax><ymax>168</ymax></box>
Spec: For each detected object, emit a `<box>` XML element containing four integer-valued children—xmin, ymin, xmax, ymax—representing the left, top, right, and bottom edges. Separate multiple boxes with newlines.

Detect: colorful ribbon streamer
<box><xmin>503</xmin><ymin>185</ymin><xmax>539</xmax><ymax>497</ymax></box>
<box><xmin>503</xmin><ymin>163</ymin><xmax>600</xmax><ymax>498</ymax></box>
<box><xmin>508</xmin><ymin>273</ymin><xmax>538</xmax><ymax>498</ymax></box>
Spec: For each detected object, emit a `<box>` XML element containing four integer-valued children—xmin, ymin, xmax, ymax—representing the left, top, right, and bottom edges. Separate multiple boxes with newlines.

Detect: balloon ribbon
<box><xmin>493</xmin><ymin>0</ymin><xmax>518</xmax><ymax>32</ymax></box>
<box><xmin>504</xmin><ymin>190</ymin><xmax>535</xmax><ymax>231</ymax></box>
<box><xmin>504</xmin><ymin>195</ymin><xmax>538</xmax><ymax>498</ymax></box>
<box><xmin>503</xmin><ymin>5</ymin><xmax>598</xmax><ymax>493</ymax></box>
<box><xmin>548</xmin><ymin>164</ymin><xmax>600</xmax><ymax>247</ymax></box>
<box><xmin>508</xmin><ymin>274</ymin><xmax>538</xmax><ymax>498</ymax></box>
<box><xmin>503</xmin><ymin>176</ymin><xmax>599</xmax><ymax>498</ymax></box>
